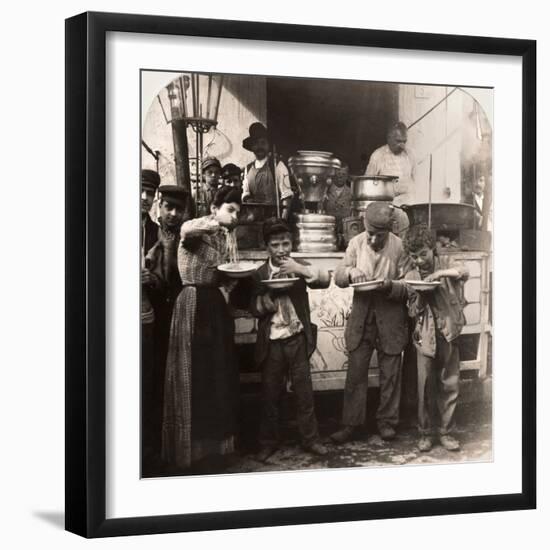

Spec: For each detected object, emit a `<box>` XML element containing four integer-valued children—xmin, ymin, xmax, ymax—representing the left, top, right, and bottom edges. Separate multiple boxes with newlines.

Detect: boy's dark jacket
<box><xmin>250</xmin><ymin>260</ymin><xmax>328</xmax><ymax>366</ymax></box>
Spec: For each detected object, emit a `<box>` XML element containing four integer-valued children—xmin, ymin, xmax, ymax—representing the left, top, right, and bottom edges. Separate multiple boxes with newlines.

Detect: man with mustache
<box><xmin>330</xmin><ymin>202</ymin><xmax>413</xmax><ymax>444</ymax></box>
<box><xmin>365</xmin><ymin>122</ymin><xmax>416</xmax><ymax>236</ymax></box>
<box><xmin>241</xmin><ymin>122</ymin><xmax>293</xmax><ymax>220</ymax></box>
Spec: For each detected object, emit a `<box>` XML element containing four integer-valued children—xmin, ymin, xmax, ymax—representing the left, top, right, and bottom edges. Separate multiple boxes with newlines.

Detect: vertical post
<box><xmin>273</xmin><ymin>144</ymin><xmax>280</xmax><ymax>219</ymax></box>
<box><xmin>170</xmin><ymin>119</ymin><xmax>191</xmax><ymax>192</ymax></box>
<box><xmin>428</xmin><ymin>153</ymin><xmax>433</xmax><ymax>229</ymax></box>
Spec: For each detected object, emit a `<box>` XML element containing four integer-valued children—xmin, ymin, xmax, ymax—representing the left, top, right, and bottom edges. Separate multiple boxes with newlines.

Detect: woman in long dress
<box><xmin>161</xmin><ymin>186</ymin><xmax>242</xmax><ymax>472</ymax></box>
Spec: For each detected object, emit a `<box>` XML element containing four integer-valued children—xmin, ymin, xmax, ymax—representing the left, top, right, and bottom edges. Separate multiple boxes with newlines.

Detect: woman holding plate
<box><xmin>161</xmin><ymin>186</ymin><xmax>243</xmax><ymax>473</ymax></box>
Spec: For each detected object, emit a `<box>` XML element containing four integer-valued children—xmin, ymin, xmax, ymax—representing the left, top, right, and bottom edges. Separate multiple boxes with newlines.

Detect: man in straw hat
<box><xmin>330</xmin><ymin>202</ymin><xmax>414</xmax><ymax>444</ymax></box>
<box><xmin>241</xmin><ymin>122</ymin><xmax>293</xmax><ymax>219</ymax></box>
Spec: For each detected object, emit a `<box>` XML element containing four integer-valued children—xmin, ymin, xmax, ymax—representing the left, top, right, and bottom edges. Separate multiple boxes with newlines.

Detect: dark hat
<box><xmin>364</xmin><ymin>202</ymin><xmax>395</xmax><ymax>231</ymax></box>
<box><xmin>158</xmin><ymin>184</ymin><xmax>188</xmax><ymax>207</ymax></box>
<box><xmin>141</xmin><ymin>169</ymin><xmax>160</xmax><ymax>191</ymax></box>
<box><xmin>212</xmin><ymin>185</ymin><xmax>242</xmax><ymax>208</ymax></box>
<box><xmin>263</xmin><ymin>217</ymin><xmax>291</xmax><ymax>244</ymax></box>
<box><xmin>201</xmin><ymin>156</ymin><xmax>222</xmax><ymax>172</ymax></box>
<box><xmin>242</xmin><ymin>122</ymin><xmax>269</xmax><ymax>151</ymax></box>
<box><xmin>222</xmin><ymin>163</ymin><xmax>241</xmax><ymax>179</ymax></box>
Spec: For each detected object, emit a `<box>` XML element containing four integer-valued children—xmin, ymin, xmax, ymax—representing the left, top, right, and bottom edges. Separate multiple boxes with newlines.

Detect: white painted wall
<box><xmin>399</xmin><ymin>84</ymin><xmax>492</xmax><ymax>204</ymax></box>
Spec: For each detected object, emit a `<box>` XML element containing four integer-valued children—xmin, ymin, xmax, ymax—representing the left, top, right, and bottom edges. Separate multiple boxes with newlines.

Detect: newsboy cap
<box><xmin>221</xmin><ymin>163</ymin><xmax>242</xmax><ymax>179</ymax></box>
<box><xmin>141</xmin><ymin>169</ymin><xmax>161</xmax><ymax>191</ymax></box>
<box><xmin>201</xmin><ymin>156</ymin><xmax>222</xmax><ymax>172</ymax></box>
<box><xmin>158</xmin><ymin>184</ymin><xmax>188</xmax><ymax>207</ymax></box>
<box><xmin>364</xmin><ymin>201</ymin><xmax>395</xmax><ymax>231</ymax></box>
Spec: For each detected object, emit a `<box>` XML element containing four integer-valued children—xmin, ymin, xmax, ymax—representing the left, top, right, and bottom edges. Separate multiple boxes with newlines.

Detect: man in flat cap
<box><xmin>222</xmin><ymin>163</ymin><xmax>243</xmax><ymax>192</ymax></box>
<box><xmin>142</xmin><ymin>184</ymin><xmax>194</xmax><ymax>474</ymax></box>
<box><xmin>141</xmin><ymin>169</ymin><xmax>162</xmax><ymax>470</ymax></box>
<box><xmin>330</xmin><ymin>202</ymin><xmax>414</xmax><ymax>444</ymax></box>
<box><xmin>241</xmin><ymin>122</ymin><xmax>293</xmax><ymax>219</ymax></box>
<box><xmin>198</xmin><ymin>156</ymin><xmax>222</xmax><ymax>216</ymax></box>
<box><xmin>141</xmin><ymin>169</ymin><xmax>161</xmax><ymax>254</ymax></box>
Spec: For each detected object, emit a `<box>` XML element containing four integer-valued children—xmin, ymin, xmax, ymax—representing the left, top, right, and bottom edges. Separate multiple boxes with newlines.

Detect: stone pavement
<box><xmin>225</xmin><ymin>418</ymin><xmax>492</xmax><ymax>474</ymax></box>
<box><xmin>224</xmin><ymin>380</ymin><xmax>492</xmax><ymax>474</ymax></box>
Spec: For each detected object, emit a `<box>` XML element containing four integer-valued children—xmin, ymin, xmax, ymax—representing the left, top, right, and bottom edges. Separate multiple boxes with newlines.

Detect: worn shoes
<box><xmin>304</xmin><ymin>442</ymin><xmax>329</xmax><ymax>456</ymax></box>
<box><xmin>330</xmin><ymin>426</ymin><xmax>356</xmax><ymax>444</ymax></box>
<box><xmin>439</xmin><ymin>434</ymin><xmax>461</xmax><ymax>451</ymax></box>
<box><xmin>379</xmin><ymin>425</ymin><xmax>396</xmax><ymax>441</ymax></box>
<box><xmin>417</xmin><ymin>436</ymin><xmax>433</xmax><ymax>452</ymax></box>
<box><xmin>256</xmin><ymin>446</ymin><xmax>277</xmax><ymax>463</ymax></box>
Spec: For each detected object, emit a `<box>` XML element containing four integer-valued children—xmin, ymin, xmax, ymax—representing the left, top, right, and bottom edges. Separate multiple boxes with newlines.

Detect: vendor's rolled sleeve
<box><xmin>277</xmin><ymin>162</ymin><xmax>293</xmax><ymax>200</ymax></box>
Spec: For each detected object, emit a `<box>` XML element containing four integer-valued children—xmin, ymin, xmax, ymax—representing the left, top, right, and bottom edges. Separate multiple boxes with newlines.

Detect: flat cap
<box><xmin>158</xmin><ymin>184</ymin><xmax>188</xmax><ymax>207</ymax></box>
<box><xmin>222</xmin><ymin>163</ymin><xmax>242</xmax><ymax>179</ymax></box>
<box><xmin>201</xmin><ymin>156</ymin><xmax>222</xmax><ymax>172</ymax></box>
<box><xmin>141</xmin><ymin>169</ymin><xmax>161</xmax><ymax>191</ymax></box>
<box><xmin>364</xmin><ymin>201</ymin><xmax>395</xmax><ymax>231</ymax></box>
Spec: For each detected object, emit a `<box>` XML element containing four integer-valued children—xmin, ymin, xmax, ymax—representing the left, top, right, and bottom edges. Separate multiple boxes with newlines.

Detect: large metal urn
<box><xmin>288</xmin><ymin>151</ymin><xmax>342</xmax><ymax>253</ymax></box>
<box><xmin>288</xmin><ymin>151</ymin><xmax>342</xmax><ymax>203</ymax></box>
<box><xmin>294</xmin><ymin>213</ymin><xmax>338</xmax><ymax>253</ymax></box>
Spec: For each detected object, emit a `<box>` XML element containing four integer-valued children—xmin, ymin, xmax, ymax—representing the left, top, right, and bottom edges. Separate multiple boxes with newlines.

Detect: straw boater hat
<box><xmin>242</xmin><ymin>122</ymin><xmax>269</xmax><ymax>151</ymax></box>
<box><xmin>141</xmin><ymin>169</ymin><xmax>161</xmax><ymax>192</ymax></box>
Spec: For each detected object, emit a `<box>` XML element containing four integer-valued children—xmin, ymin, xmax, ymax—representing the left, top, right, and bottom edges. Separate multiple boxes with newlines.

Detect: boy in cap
<box><xmin>250</xmin><ymin>218</ymin><xmax>330</xmax><ymax>461</ymax></box>
<box><xmin>241</xmin><ymin>122</ymin><xmax>293</xmax><ymax>219</ymax></box>
<box><xmin>141</xmin><ymin>169</ymin><xmax>161</xmax><ymax>254</ymax></box>
<box><xmin>331</xmin><ymin>201</ymin><xmax>412</xmax><ymax>444</ymax></box>
<box><xmin>140</xmin><ymin>169</ymin><xmax>162</xmax><ymax>469</ymax></box>
<box><xmin>403</xmin><ymin>224</ymin><xmax>469</xmax><ymax>452</ymax></box>
<box><xmin>221</xmin><ymin>163</ymin><xmax>243</xmax><ymax>191</ymax></box>
<box><xmin>324</xmin><ymin>162</ymin><xmax>352</xmax><ymax>249</ymax></box>
<box><xmin>199</xmin><ymin>156</ymin><xmax>222</xmax><ymax>216</ymax></box>
<box><xmin>143</xmin><ymin>184</ymin><xmax>194</xmax><ymax>470</ymax></box>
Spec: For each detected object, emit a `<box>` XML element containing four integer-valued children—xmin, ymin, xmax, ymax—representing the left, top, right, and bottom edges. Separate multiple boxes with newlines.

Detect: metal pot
<box><xmin>295</xmin><ymin>241</ymin><xmax>338</xmax><ymax>253</ymax></box>
<box><xmin>295</xmin><ymin>231</ymin><xmax>338</xmax><ymax>244</ymax></box>
<box><xmin>403</xmin><ymin>203</ymin><xmax>476</xmax><ymax>230</ymax></box>
<box><xmin>294</xmin><ymin>213</ymin><xmax>335</xmax><ymax>224</ymax></box>
<box><xmin>350</xmin><ymin>175</ymin><xmax>398</xmax><ymax>201</ymax></box>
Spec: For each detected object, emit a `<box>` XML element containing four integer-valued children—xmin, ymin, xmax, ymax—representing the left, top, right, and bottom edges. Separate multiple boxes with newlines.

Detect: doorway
<box><xmin>266</xmin><ymin>76</ymin><xmax>398</xmax><ymax>173</ymax></box>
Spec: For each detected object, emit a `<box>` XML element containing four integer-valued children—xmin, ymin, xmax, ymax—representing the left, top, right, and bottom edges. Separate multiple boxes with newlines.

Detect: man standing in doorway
<box><xmin>242</xmin><ymin>122</ymin><xmax>293</xmax><ymax>220</ymax></box>
<box><xmin>366</xmin><ymin>121</ymin><xmax>416</xmax><ymax>236</ymax></box>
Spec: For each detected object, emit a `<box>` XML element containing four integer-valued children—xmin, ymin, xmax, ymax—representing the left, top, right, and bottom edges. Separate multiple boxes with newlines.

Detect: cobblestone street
<box><xmin>225</xmin><ymin>377</ymin><xmax>493</xmax><ymax>474</ymax></box>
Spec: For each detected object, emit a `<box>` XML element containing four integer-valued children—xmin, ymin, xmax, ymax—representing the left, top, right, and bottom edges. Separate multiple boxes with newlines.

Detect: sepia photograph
<box><xmin>139</xmin><ymin>70</ymin><xmax>493</xmax><ymax>479</ymax></box>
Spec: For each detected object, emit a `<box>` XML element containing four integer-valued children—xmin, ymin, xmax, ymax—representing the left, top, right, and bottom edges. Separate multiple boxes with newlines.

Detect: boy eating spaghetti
<box><xmin>250</xmin><ymin>218</ymin><xmax>330</xmax><ymax>462</ymax></box>
<box><xmin>403</xmin><ymin>224</ymin><xmax>469</xmax><ymax>452</ymax></box>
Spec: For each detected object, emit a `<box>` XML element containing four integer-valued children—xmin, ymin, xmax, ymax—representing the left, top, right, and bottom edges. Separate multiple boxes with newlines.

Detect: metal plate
<box><xmin>350</xmin><ymin>279</ymin><xmax>384</xmax><ymax>291</ymax></box>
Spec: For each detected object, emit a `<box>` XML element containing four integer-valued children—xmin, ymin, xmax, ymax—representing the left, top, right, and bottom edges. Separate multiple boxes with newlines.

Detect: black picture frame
<box><xmin>65</xmin><ymin>11</ymin><xmax>536</xmax><ymax>538</ymax></box>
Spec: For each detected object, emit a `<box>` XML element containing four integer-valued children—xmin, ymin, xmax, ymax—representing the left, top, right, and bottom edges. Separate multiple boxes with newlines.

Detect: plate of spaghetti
<box><xmin>218</xmin><ymin>262</ymin><xmax>258</xmax><ymax>278</ymax></box>
<box><xmin>261</xmin><ymin>277</ymin><xmax>300</xmax><ymax>290</ymax></box>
